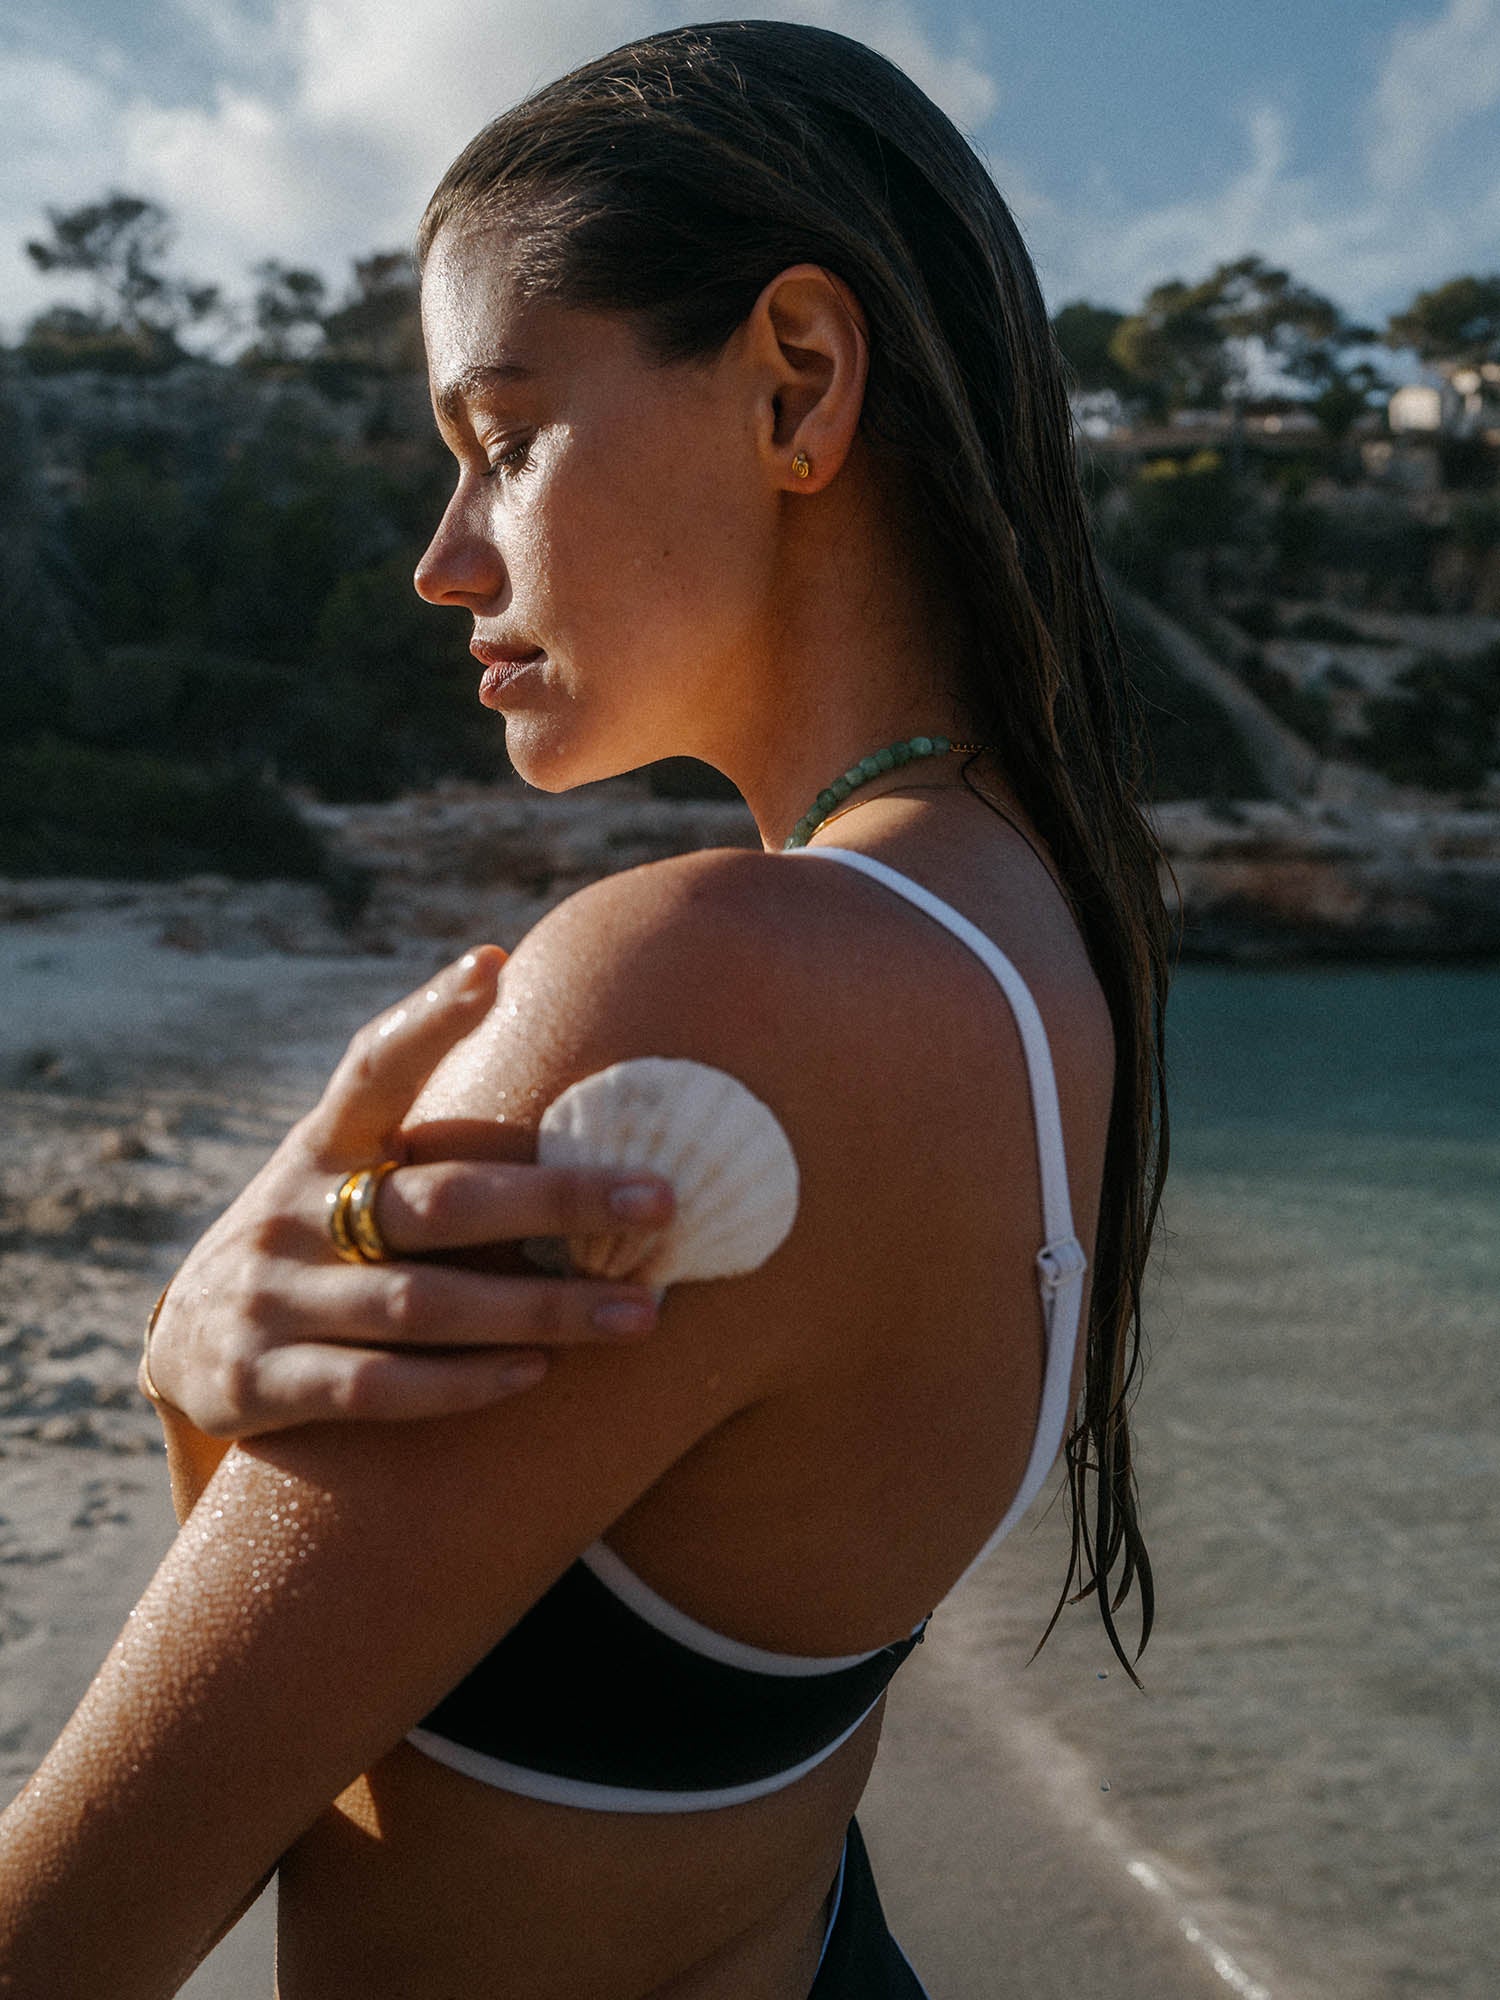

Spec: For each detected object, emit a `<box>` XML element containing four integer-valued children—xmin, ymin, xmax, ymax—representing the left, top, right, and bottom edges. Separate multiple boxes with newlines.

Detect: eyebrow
<box><xmin>434</xmin><ymin>361</ymin><xmax>537</xmax><ymax>428</ymax></box>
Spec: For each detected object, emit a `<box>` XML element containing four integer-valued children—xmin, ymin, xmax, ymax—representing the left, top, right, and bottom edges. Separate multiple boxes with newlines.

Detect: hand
<box><xmin>141</xmin><ymin>947</ymin><xmax>674</xmax><ymax>1439</ymax></box>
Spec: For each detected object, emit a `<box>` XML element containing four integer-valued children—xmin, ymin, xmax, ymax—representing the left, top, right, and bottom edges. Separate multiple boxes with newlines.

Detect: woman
<box><xmin>0</xmin><ymin>21</ymin><xmax>1170</xmax><ymax>1997</ymax></box>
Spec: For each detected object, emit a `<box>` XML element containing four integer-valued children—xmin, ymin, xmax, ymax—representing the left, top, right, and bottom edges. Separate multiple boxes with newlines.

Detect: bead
<box><xmin>781</xmin><ymin>732</ymin><xmax>993</xmax><ymax>850</ymax></box>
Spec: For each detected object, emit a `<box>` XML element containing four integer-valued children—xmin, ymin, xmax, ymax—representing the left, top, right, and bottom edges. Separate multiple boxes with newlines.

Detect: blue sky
<box><xmin>4</xmin><ymin>0</ymin><xmax>1498</xmax><ymax>344</ymax></box>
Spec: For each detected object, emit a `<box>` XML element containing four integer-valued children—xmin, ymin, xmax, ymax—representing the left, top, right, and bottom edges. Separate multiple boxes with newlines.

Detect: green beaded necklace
<box><xmin>781</xmin><ymin>734</ymin><xmax>989</xmax><ymax>850</ymax></box>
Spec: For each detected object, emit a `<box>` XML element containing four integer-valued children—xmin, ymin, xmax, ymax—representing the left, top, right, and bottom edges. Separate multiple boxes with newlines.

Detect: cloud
<box><xmin>5</xmin><ymin>0</ymin><xmax>1499</xmax><ymax>349</ymax></box>
<box><xmin>0</xmin><ymin>0</ymin><xmax>998</xmax><ymax>340</ymax></box>
<box><xmin>1367</xmin><ymin>0</ymin><xmax>1500</xmax><ymax>191</ymax></box>
<box><xmin>1011</xmin><ymin>43</ymin><xmax>1500</xmax><ymax>326</ymax></box>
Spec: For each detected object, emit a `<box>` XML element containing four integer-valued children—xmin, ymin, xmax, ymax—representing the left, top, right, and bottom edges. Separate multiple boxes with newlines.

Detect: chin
<box><xmin>502</xmin><ymin>714</ymin><xmax>661</xmax><ymax>794</ymax></box>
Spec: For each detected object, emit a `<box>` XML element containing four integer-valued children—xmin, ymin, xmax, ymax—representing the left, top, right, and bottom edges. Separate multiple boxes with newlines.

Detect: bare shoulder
<box><xmin>411</xmin><ymin>845</ymin><xmax>887</xmax><ymax>1126</ymax></box>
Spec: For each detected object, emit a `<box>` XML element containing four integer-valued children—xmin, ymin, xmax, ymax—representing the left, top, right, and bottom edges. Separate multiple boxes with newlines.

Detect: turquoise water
<box><xmin>984</xmin><ymin>964</ymin><xmax>1500</xmax><ymax>2000</ymax></box>
<box><xmin>1168</xmin><ymin>961</ymin><xmax>1500</xmax><ymax>1149</ymax></box>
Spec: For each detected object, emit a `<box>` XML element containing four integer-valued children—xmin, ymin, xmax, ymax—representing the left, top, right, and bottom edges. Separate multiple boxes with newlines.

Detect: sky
<box><xmin>3</xmin><ymin>0</ymin><xmax>1499</xmax><ymax>346</ymax></box>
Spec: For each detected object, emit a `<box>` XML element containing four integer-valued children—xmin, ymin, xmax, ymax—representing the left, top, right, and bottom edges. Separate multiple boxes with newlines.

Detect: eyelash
<box><xmin>484</xmin><ymin>437</ymin><xmax>533</xmax><ymax>480</ymax></box>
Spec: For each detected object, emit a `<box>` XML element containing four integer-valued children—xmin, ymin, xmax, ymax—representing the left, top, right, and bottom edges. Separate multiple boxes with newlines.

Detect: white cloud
<box><xmin>5</xmin><ymin>0</ymin><xmax>1499</xmax><ymax>350</ymax></box>
<box><xmin>1013</xmin><ymin>61</ymin><xmax>1500</xmax><ymax>325</ymax></box>
<box><xmin>0</xmin><ymin>0</ymin><xmax>998</xmax><ymax>341</ymax></box>
<box><xmin>1367</xmin><ymin>0</ymin><xmax>1500</xmax><ymax>191</ymax></box>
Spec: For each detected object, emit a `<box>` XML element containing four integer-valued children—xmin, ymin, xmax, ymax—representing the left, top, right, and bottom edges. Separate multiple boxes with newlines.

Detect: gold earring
<box><xmin>791</xmin><ymin>451</ymin><xmax>811</xmax><ymax>480</ymax></box>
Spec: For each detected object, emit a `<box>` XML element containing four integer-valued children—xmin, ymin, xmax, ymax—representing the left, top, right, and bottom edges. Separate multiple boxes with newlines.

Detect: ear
<box><xmin>744</xmin><ymin>264</ymin><xmax>870</xmax><ymax>494</ymax></box>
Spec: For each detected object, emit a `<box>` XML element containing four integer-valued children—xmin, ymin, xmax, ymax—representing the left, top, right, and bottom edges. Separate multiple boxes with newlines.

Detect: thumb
<box><xmin>310</xmin><ymin>945</ymin><xmax>506</xmax><ymax>1162</ymax></box>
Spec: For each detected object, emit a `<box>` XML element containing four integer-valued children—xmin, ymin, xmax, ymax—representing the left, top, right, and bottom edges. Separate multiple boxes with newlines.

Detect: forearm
<box><xmin>0</xmin><ymin>1736</ymin><xmax>267</xmax><ymax>2000</ymax></box>
<box><xmin>0</xmin><ymin>1461</ymin><xmax>317</xmax><ymax>1999</ymax></box>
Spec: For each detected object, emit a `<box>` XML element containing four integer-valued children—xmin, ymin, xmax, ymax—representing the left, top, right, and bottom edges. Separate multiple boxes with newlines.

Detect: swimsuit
<box><xmin>406</xmin><ymin>847</ymin><xmax>1089</xmax><ymax>1990</ymax></box>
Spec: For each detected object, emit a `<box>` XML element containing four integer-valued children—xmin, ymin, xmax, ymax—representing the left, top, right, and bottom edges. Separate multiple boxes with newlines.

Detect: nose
<box><xmin>414</xmin><ymin>478</ymin><xmax>507</xmax><ymax>608</ymax></box>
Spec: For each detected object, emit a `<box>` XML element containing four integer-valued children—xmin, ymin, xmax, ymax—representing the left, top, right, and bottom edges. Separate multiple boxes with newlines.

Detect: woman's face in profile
<box><xmin>416</xmin><ymin>222</ymin><xmax>778</xmax><ymax>790</ymax></box>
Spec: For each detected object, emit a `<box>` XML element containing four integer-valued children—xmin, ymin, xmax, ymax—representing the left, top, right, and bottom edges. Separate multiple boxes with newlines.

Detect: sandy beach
<box><xmin>0</xmin><ymin>883</ymin><xmax>1337</xmax><ymax>1999</ymax></box>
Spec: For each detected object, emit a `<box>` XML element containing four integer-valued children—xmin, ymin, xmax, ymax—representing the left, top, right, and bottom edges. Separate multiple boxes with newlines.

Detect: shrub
<box><xmin>1281</xmin><ymin>607</ymin><xmax>1388</xmax><ymax>646</ymax></box>
<box><xmin>0</xmin><ymin>735</ymin><xmax>331</xmax><ymax>880</ymax></box>
<box><xmin>1112</xmin><ymin>599</ymin><xmax>1271</xmax><ymax>800</ymax></box>
<box><xmin>1355</xmin><ymin>646</ymin><xmax>1500</xmax><ymax>790</ymax></box>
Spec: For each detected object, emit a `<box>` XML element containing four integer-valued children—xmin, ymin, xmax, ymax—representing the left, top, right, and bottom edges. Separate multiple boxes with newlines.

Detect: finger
<box><xmin>311</xmin><ymin>946</ymin><xmax>507</xmax><ymax>1160</ymax></box>
<box><xmin>373</xmin><ymin>1160</ymin><xmax>675</xmax><ymax>1255</ymax></box>
<box><xmin>287</xmin><ymin>1261</ymin><xmax>664</xmax><ymax>1349</ymax></box>
<box><xmin>243</xmin><ymin>1343</ymin><xmax>555</xmax><ymax>1430</ymax></box>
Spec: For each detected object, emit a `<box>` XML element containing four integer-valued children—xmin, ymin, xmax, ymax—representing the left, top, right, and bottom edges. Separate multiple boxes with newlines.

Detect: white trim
<box><xmin>814</xmin><ymin>1833</ymin><xmax>849</xmax><ymax>1980</ymax></box>
<box><xmin>580</xmin><ymin>1540</ymin><xmax>921</xmax><ymax>1676</ymax></box>
<box><xmin>789</xmin><ymin>846</ymin><xmax>1089</xmax><ymax>1587</ymax></box>
<box><xmin>405</xmin><ymin>1693</ymin><xmax>883</xmax><ymax>1813</ymax></box>
<box><xmin>792</xmin><ymin>847</ymin><xmax>1077</xmax><ymax>1244</ymax></box>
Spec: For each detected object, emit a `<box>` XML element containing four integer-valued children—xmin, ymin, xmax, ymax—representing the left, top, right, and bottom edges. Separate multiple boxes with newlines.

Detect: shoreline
<box><xmin>7</xmin><ymin>779</ymin><xmax>1500</xmax><ymax>972</ymax></box>
<box><xmin>5</xmin><ymin>881</ymin><xmax>1489</xmax><ymax>1996</ymax></box>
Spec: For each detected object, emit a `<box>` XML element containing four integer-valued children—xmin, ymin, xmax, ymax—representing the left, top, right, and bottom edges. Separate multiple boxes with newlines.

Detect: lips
<box><xmin>470</xmin><ymin>637</ymin><xmax>546</xmax><ymax>709</ymax></box>
<box><xmin>470</xmin><ymin>638</ymin><xmax>545</xmax><ymax>670</ymax></box>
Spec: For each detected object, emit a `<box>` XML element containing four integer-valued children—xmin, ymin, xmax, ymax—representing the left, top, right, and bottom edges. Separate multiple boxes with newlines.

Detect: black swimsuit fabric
<box><xmin>809</xmin><ymin>1819</ymin><xmax>930</xmax><ymax>1998</ymax></box>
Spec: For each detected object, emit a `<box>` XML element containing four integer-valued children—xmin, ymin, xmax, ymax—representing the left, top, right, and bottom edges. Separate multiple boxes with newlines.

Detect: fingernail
<box><xmin>592</xmin><ymin>1299</ymin><xmax>658</xmax><ymax>1336</ymax></box>
<box><xmin>500</xmin><ymin>1355</ymin><xmax>548</xmax><ymax>1389</ymax></box>
<box><xmin>456</xmin><ymin>951</ymin><xmax>491</xmax><ymax>999</ymax></box>
<box><xmin>609</xmin><ymin>1178</ymin><xmax>672</xmax><ymax>1221</ymax></box>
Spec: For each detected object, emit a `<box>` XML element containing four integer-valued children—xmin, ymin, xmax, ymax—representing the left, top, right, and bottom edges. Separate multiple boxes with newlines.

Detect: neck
<box><xmin>708</xmin><ymin>470</ymin><xmax>983</xmax><ymax>850</ymax></box>
<box><xmin>735</xmin><ymin>715</ymin><xmax>982</xmax><ymax>852</ymax></box>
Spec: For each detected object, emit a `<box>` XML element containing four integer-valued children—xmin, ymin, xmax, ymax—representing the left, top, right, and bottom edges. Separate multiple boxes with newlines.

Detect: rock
<box><xmin>96</xmin><ymin>1128</ymin><xmax>151</xmax><ymax>1164</ymax></box>
<box><xmin>1152</xmin><ymin>800</ymin><xmax>1500</xmax><ymax>959</ymax></box>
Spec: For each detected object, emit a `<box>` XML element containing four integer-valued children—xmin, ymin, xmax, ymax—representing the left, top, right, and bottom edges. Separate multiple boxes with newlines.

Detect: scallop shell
<box><xmin>524</xmin><ymin>1057</ymin><xmax>799</xmax><ymax>1286</ymax></box>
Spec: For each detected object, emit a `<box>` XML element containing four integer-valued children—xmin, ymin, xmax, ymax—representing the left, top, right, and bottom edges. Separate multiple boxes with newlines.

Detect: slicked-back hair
<box><xmin>419</xmin><ymin>19</ymin><xmax>1173</xmax><ymax>1676</ymax></box>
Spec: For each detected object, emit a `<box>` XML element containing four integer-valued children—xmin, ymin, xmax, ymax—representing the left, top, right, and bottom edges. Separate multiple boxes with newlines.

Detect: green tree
<box><xmin>0</xmin><ymin>368</ymin><xmax>90</xmax><ymax>733</ymax></box>
<box><xmin>1387</xmin><ymin>274</ymin><xmax>1500</xmax><ymax>370</ymax></box>
<box><xmin>245</xmin><ymin>261</ymin><xmax>328</xmax><ymax>366</ymax></box>
<box><xmin>23</xmin><ymin>192</ymin><xmax>220</xmax><ymax>364</ymax></box>
<box><xmin>320</xmin><ymin>251</ymin><xmax>424</xmax><ymax>372</ymax></box>
<box><xmin>1111</xmin><ymin>277</ymin><xmax>1230</xmax><ymax>414</ymax></box>
<box><xmin>1110</xmin><ymin>254</ymin><xmax>1372</xmax><ymax>424</ymax></box>
<box><xmin>1051</xmin><ymin>300</ymin><xmax>1132</xmax><ymax>393</ymax></box>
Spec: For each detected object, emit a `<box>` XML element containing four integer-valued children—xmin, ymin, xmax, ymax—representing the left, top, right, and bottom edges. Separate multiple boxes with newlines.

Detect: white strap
<box><xmin>789</xmin><ymin>846</ymin><xmax>1087</xmax><ymax>1574</ymax></box>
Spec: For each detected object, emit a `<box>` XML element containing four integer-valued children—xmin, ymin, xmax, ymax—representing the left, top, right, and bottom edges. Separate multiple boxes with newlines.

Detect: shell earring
<box><xmin>791</xmin><ymin>450</ymin><xmax>812</xmax><ymax>480</ymax></box>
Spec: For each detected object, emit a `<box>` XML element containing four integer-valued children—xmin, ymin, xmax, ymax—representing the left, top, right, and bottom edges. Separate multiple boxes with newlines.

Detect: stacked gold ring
<box><xmin>327</xmin><ymin>1160</ymin><xmax>401</xmax><ymax>1264</ymax></box>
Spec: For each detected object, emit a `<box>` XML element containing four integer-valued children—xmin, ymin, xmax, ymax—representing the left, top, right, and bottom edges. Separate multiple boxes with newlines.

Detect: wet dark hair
<box><xmin>419</xmin><ymin>19</ymin><xmax>1172</xmax><ymax>1677</ymax></box>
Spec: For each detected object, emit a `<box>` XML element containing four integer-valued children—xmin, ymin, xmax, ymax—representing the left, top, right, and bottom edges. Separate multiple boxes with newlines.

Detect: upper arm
<box><xmin>0</xmin><ymin>851</ymin><xmax>822</xmax><ymax>1993</ymax></box>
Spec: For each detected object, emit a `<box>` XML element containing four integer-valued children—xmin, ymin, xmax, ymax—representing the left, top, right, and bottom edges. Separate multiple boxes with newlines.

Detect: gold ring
<box><xmin>140</xmin><ymin>1283</ymin><xmax>176</xmax><ymax>1409</ymax></box>
<box><xmin>327</xmin><ymin>1161</ymin><xmax>400</xmax><ymax>1264</ymax></box>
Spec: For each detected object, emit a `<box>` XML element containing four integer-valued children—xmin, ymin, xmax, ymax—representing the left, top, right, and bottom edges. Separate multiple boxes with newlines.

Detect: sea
<box><xmin>973</xmin><ymin>962</ymin><xmax>1500</xmax><ymax>2000</ymax></box>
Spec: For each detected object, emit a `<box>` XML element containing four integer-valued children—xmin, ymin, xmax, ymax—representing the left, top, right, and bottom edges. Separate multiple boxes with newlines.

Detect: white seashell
<box><xmin>524</xmin><ymin>1057</ymin><xmax>799</xmax><ymax>1286</ymax></box>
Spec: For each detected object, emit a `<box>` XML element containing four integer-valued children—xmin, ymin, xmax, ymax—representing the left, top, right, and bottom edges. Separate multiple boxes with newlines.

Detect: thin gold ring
<box><xmin>327</xmin><ymin>1161</ymin><xmax>400</xmax><ymax>1264</ymax></box>
<box><xmin>140</xmin><ymin>1283</ymin><xmax>175</xmax><ymax>1408</ymax></box>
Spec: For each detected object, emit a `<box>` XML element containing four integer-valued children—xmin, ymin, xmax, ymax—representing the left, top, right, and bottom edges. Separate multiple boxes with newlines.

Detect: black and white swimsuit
<box><xmin>405</xmin><ymin>846</ymin><xmax>1090</xmax><ymax>1987</ymax></box>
